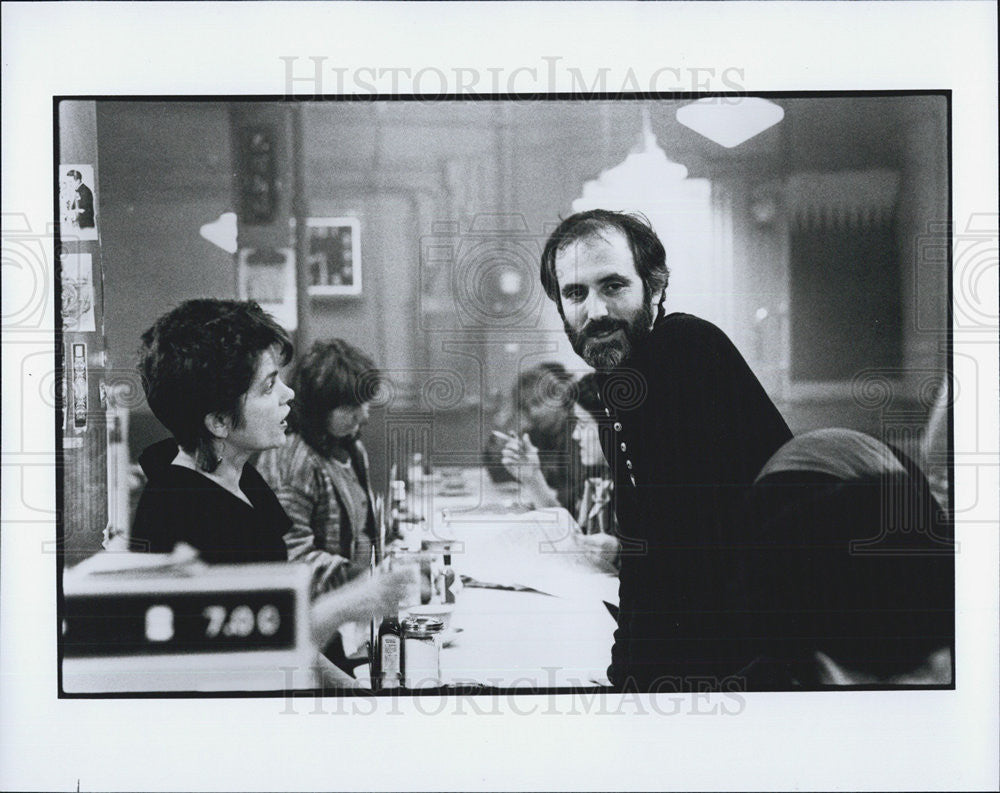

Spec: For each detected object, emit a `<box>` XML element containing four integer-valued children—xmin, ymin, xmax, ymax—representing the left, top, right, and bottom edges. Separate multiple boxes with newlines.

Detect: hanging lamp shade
<box><xmin>676</xmin><ymin>97</ymin><xmax>784</xmax><ymax>148</ymax></box>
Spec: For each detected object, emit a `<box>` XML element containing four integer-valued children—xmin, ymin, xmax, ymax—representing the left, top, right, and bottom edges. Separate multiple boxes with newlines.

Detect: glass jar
<box><xmin>402</xmin><ymin>616</ymin><xmax>444</xmax><ymax>689</ymax></box>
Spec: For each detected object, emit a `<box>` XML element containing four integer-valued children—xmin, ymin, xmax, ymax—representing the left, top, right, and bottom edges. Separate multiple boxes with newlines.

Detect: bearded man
<box><xmin>540</xmin><ymin>209</ymin><xmax>792</xmax><ymax>690</ymax></box>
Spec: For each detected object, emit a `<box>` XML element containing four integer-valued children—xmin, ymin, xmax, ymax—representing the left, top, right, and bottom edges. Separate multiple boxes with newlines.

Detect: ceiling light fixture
<box><xmin>676</xmin><ymin>97</ymin><xmax>784</xmax><ymax>148</ymax></box>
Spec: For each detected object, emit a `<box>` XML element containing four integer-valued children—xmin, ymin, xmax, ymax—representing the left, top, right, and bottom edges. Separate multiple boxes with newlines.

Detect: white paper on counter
<box><xmin>439</xmin><ymin>507</ymin><xmax>619</xmax><ymax>603</ymax></box>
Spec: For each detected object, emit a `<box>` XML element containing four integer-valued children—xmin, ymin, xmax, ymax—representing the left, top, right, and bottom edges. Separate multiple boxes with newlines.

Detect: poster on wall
<box><xmin>60</xmin><ymin>252</ymin><xmax>96</xmax><ymax>332</ymax></box>
<box><xmin>59</xmin><ymin>163</ymin><xmax>98</xmax><ymax>241</ymax></box>
<box><xmin>305</xmin><ymin>216</ymin><xmax>361</xmax><ymax>296</ymax></box>
<box><xmin>237</xmin><ymin>246</ymin><xmax>297</xmax><ymax>330</ymax></box>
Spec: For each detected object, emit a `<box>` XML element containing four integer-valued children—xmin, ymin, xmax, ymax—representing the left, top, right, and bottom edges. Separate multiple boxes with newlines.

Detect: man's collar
<box><xmin>590</xmin><ymin>303</ymin><xmax>664</xmax><ymax>381</ymax></box>
<box><xmin>618</xmin><ymin>304</ymin><xmax>663</xmax><ymax>370</ymax></box>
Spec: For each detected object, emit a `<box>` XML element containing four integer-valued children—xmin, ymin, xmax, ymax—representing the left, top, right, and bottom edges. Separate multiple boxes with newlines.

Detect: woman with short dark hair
<box><xmin>132</xmin><ymin>299</ymin><xmax>296</xmax><ymax>564</ymax></box>
<box><xmin>130</xmin><ymin>301</ymin><xmax>413</xmax><ymax>679</ymax></box>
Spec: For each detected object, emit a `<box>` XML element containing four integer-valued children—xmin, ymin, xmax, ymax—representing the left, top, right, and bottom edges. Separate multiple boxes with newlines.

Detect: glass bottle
<box><xmin>376</xmin><ymin>614</ymin><xmax>402</xmax><ymax>690</ymax></box>
<box><xmin>437</xmin><ymin>552</ymin><xmax>457</xmax><ymax>604</ymax></box>
<box><xmin>389</xmin><ymin>479</ymin><xmax>406</xmax><ymax>538</ymax></box>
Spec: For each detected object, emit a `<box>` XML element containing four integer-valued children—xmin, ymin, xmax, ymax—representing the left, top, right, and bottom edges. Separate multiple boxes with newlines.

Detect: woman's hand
<box><xmin>498</xmin><ymin>432</ymin><xmax>560</xmax><ymax>509</ymax></box>
<box><xmin>309</xmin><ymin>561</ymin><xmax>417</xmax><ymax>647</ymax></box>
<box><xmin>364</xmin><ymin>562</ymin><xmax>418</xmax><ymax>617</ymax></box>
<box><xmin>579</xmin><ymin>532</ymin><xmax>620</xmax><ymax>572</ymax></box>
<box><xmin>498</xmin><ymin>431</ymin><xmax>541</xmax><ymax>481</ymax></box>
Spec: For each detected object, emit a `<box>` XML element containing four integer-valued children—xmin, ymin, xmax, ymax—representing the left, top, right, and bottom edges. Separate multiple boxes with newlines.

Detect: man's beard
<box><xmin>564</xmin><ymin>299</ymin><xmax>655</xmax><ymax>369</ymax></box>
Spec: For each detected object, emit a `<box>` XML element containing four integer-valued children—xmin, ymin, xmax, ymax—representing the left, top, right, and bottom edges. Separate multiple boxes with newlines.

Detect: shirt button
<box><xmin>626</xmin><ymin>460</ymin><xmax>633</xmax><ymax>470</ymax></box>
<box><xmin>629</xmin><ymin>474</ymin><xmax>637</xmax><ymax>487</ymax></box>
<box><xmin>620</xmin><ymin>442</ymin><xmax>627</xmax><ymax>453</ymax></box>
<box><xmin>613</xmin><ymin>422</ymin><xmax>622</xmax><ymax>432</ymax></box>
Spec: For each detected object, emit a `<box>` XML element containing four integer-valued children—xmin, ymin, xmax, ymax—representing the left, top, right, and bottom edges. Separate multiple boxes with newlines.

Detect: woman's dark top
<box><xmin>131</xmin><ymin>438</ymin><xmax>289</xmax><ymax>564</ymax></box>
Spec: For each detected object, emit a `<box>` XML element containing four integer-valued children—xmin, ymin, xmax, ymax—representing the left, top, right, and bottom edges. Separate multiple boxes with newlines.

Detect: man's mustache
<box><xmin>581</xmin><ymin>318</ymin><xmax>627</xmax><ymax>339</ymax></box>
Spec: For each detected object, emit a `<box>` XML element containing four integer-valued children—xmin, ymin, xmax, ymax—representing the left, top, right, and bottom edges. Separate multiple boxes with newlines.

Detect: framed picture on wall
<box><xmin>305</xmin><ymin>217</ymin><xmax>361</xmax><ymax>296</ymax></box>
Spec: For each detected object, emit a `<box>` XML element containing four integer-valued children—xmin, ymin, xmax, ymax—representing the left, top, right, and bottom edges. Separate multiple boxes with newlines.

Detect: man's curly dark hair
<box><xmin>540</xmin><ymin>209</ymin><xmax>670</xmax><ymax>317</ymax></box>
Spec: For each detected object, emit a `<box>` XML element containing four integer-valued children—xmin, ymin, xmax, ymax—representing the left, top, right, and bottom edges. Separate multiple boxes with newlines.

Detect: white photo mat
<box><xmin>1</xmin><ymin>3</ymin><xmax>996</xmax><ymax>793</ymax></box>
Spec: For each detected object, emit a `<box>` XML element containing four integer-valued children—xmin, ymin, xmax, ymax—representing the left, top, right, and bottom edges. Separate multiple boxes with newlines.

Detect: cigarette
<box><xmin>492</xmin><ymin>430</ymin><xmax>519</xmax><ymax>443</ymax></box>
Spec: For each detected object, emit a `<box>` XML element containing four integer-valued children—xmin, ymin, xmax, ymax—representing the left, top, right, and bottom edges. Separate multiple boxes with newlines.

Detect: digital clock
<box><xmin>62</xmin><ymin>562</ymin><xmax>317</xmax><ymax>693</ymax></box>
<box><xmin>62</xmin><ymin>590</ymin><xmax>296</xmax><ymax>657</ymax></box>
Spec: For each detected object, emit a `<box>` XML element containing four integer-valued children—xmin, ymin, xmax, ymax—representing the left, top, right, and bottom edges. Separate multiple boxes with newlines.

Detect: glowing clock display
<box><xmin>62</xmin><ymin>590</ymin><xmax>296</xmax><ymax>657</ymax></box>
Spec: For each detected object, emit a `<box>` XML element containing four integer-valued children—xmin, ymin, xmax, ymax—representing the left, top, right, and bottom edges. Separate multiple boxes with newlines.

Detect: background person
<box><xmin>485</xmin><ymin>362</ymin><xmax>586</xmax><ymax>511</ymax></box>
<box><xmin>257</xmin><ymin>339</ymin><xmax>383</xmax><ymax>598</ymax></box>
<box><xmin>570</xmin><ymin>373</ymin><xmax>620</xmax><ymax>567</ymax></box>
<box><xmin>740</xmin><ymin>428</ymin><xmax>954</xmax><ymax>688</ymax></box>
<box><xmin>496</xmin><ymin>373</ymin><xmax>608</xmax><ymax>509</ymax></box>
<box><xmin>498</xmin><ymin>372</ymin><xmax>621</xmax><ymax>568</ymax></box>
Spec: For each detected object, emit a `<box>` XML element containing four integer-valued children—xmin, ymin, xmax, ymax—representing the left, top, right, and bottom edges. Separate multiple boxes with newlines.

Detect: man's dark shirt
<box><xmin>595</xmin><ymin>312</ymin><xmax>792</xmax><ymax>690</ymax></box>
